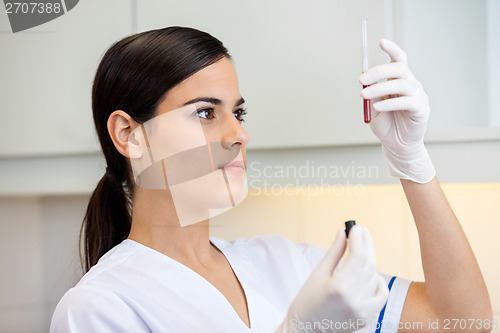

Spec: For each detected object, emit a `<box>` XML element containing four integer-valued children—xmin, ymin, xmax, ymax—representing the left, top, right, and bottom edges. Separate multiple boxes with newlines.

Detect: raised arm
<box><xmin>360</xmin><ymin>39</ymin><xmax>492</xmax><ymax>332</ymax></box>
<box><xmin>399</xmin><ymin>178</ymin><xmax>492</xmax><ymax>332</ymax></box>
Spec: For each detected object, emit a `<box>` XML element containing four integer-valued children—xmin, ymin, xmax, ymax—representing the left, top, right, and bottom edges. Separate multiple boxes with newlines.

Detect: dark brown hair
<box><xmin>81</xmin><ymin>26</ymin><xmax>231</xmax><ymax>272</ymax></box>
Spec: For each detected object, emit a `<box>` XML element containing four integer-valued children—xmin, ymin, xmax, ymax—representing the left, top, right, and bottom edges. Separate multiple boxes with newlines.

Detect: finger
<box><xmin>361</xmin><ymin>79</ymin><xmax>419</xmax><ymax>100</ymax></box>
<box><xmin>362</xmin><ymin>227</ymin><xmax>377</xmax><ymax>268</ymax></box>
<box><xmin>346</xmin><ymin>225</ymin><xmax>365</xmax><ymax>257</ymax></box>
<box><xmin>372</xmin><ymin>96</ymin><xmax>423</xmax><ymax>114</ymax></box>
<box><xmin>316</xmin><ymin>229</ymin><xmax>347</xmax><ymax>276</ymax></box>
<box><xmin>379</xmin><ymin>39</ymin><xmax>408</xmax><ymax>65</ymax></box>
<box><xmin>367</xmin><ymin>97</ymin><xmax>383</xmax><ymax>122</ymax></box>
<box><xmin>359</xmin><ymin>62</ymin><xmax>411</xmax><ymax>86</ymax></box>
<box><xmin>346</xmin><ymin>228</ymin><xmax>377</xmax><ymax>280</ymax></box>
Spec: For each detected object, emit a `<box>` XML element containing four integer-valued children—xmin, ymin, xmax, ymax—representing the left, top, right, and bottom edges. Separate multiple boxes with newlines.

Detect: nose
<box><xmin>220</xmin><ymin>114</ymin><xmax>250</xmax><ymax>150</ymax></box>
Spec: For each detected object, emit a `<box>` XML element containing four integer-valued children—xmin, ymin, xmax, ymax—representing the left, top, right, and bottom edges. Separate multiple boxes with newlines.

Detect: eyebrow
<box><xmin>183</xmin><ymin>96</ymin><xmax>245</xmax><ymax>107</ymax></box>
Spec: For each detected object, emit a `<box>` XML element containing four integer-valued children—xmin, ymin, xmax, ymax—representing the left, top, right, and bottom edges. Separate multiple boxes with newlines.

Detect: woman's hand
<box><xmin>360</xmin><ymin>39</ymin><xmax>435</xmax><ymax>184</ymax></box>
<box><xmin>275</xmin><ymin>226</ymin><xmax>388</xmax><ymax>333</ymax></box>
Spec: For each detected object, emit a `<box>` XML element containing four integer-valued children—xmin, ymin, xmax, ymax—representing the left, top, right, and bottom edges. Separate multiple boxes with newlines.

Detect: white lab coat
<box><xmin>50</xmin><ymin>235</ymin><xmax>410</xmax><ymax>332</ymax></box>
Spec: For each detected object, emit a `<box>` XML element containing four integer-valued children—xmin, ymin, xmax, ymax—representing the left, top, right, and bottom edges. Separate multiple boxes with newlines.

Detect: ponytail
<box><xmin>80</xmin><ymin>168</ymin><xmax>132</xmax><ymax>273</ymax></box>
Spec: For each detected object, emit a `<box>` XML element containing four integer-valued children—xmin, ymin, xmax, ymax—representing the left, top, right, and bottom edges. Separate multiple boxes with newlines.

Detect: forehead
<box><xmin>159</xmin><ymin>57</ymin><xmax>240</xmax><ymax>112</ymax></box>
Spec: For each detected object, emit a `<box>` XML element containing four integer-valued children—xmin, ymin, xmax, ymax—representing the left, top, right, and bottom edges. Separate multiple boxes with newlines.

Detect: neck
<box><xmin>128</xmin><ymin>187</ymin><xmax>218</xmax><ymax>265</ymax></box>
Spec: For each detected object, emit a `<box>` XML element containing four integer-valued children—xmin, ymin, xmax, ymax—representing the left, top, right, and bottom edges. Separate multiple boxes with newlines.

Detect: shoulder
<box><xmin>50</xmin><ymin>240</ymin><xmax>150</xmax><ymax>332</ymax></box>
<box><xmin>50</xmin><ymin>283</ymin><xmax>148</xmax><ymax>332</ymax></box>
<box><xmin>74</xmin><ymin>239</ymin><xmax>138</xmax><ymax>284</ymax></box>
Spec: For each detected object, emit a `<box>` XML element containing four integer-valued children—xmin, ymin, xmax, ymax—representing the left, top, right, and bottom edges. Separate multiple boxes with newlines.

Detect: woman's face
<box><xmin>129</xmin><ymin>57</ymin><xmax>249</xmax><ymax>226</ymax></box>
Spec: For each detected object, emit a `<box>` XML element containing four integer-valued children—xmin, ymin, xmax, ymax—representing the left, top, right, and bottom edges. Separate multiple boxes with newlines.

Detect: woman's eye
<box><xmin>233</xmin><ymin>108</ymin><xmax>247</xmax><ymax>122</ymax></box>
<box><xmin>196</xmin><ymin>108</ymin><xmax>215</xmax><ymax>120</ymax></box>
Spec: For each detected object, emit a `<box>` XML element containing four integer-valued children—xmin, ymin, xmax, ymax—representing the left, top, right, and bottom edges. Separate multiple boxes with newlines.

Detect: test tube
<box><xmin>361</xmin><ymin>19</ymin><xmax>371</xmax><ymax>123</ymax></box>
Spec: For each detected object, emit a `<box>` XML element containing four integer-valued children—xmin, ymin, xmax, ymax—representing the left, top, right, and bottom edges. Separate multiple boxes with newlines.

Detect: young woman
<box><xmin>50</xmin><ymin>26</ymin><xmax>492</xmax><ymax>332</ymax></box>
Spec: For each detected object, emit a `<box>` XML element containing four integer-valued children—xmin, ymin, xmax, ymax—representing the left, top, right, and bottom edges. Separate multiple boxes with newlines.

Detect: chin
<box><xmin>203</xmin><ymin>171</ymin><xmax>247</xmax><ymax>209</ymax></box>
<box><xmin>227</xmin><ymin>174</ymin><xmax>247</xmax><ymax>205</ymax></box>
<box><xmin>169</xmin><ymin>168</ymin><xmax>246</xmax><ymax>210</ymax></box>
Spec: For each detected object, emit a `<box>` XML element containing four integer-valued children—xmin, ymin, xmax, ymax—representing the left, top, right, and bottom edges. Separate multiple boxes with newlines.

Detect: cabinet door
<box><xmin>394</xmin><ymin>0</ymin><xmax>489</xmax><ymax>130</ymax></box>
<box><xmin>137</xmin><ymin>0</ymin><xmax>390</xmax><ymax>149</ymax></box>
<box><xmin>0</xmin><ymin>0</ymin><xmax>133</xmax><ymax>157</ymax></box>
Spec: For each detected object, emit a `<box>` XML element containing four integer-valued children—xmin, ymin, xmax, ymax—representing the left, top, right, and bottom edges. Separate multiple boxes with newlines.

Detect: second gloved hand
<box><xmin>360</xmin><ymin>39</ymin><xmax>436</xmax><ymax>184</ymax></box>
<box><xmin>275</xmin><ymin>226</ymin><xmax>389</xmax><ymax>333</ymax></box>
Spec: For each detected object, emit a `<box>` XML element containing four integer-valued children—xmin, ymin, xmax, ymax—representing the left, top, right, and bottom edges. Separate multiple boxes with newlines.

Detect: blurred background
<box><xmin>0</xmin><ymin>0</ymin><xmax>499</xmax><ymax>332</ymax></box>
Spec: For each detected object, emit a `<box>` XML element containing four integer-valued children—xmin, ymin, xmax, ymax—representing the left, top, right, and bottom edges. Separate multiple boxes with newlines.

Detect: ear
<box><xmin>107</xmin><ymin>110</ymin><xmax>143</xmax><ymax>159</ymax></box>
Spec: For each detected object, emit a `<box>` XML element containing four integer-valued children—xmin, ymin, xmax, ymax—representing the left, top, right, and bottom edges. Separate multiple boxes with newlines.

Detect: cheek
<box><xmin>198</xmin><ymin>123</ymin><xmax>222</xmax><ymax>143</ymax></box>
<box><xmin>149</xmin><ymin>117</ymin><xmax>207</xmax><ymax>160</ymax></box>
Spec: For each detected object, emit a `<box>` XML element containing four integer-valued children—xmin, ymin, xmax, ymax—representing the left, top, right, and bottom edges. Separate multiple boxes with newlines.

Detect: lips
<box><xmin>222</xmin><ymin>160</ymin><xmax>245</xmax><ymax>168</ymax></box>
<box><xmin>220</xmin><ymin>160</ymin><xmax>246</xmax><ymax>175</ymax></box>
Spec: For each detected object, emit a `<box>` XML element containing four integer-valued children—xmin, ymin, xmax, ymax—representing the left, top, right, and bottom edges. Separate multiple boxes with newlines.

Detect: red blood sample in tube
<box><xmin>363</xmin><ymin>84</ymin><xmax>371</xmax><ymax>123</ymax></box>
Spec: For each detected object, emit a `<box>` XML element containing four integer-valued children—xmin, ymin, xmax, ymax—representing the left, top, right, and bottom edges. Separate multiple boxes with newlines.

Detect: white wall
<box><xmin>0</xmin><ymin>197</ymin><xmax>45</xmax><ymax>332</ymax></box>
<box><xmin>0</xmin><ymin>196</ymin><xmax>84</xmax><ymax>332</ymax></box>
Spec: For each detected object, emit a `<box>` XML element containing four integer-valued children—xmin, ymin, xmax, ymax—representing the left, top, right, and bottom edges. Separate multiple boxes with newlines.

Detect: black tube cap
<box><xmin>345</xmin><ymin>220</ymin><xmax>356</xmax><ymax>238</ymax></box>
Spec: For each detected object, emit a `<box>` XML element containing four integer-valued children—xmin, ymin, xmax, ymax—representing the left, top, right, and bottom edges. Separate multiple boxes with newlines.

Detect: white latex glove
<box><xmin>275</xmin><ymin>226</ymin><xmax>389</xmax><ymax>333</ymax></box>
<box><xmin>360</xmin><ymin>39</ymin><xmax>436</xmax><ymax>184</ymax></box>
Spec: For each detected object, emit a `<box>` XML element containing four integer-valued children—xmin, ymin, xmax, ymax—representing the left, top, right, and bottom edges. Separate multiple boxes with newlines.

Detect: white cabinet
<box><xmin>1</xmin><ymin>0</ymin><xmax>498</xmax><ymax>195</ymax></box>
<box><xmin>136</xmin><ymin>0</ymin><xmax>499</xmax><ymax>149</ymax></box>
<box><xmin>137</xmin><ymin>0</ymin><xmax>390</xmax><ymax>149</ymax></box>
<box><xmin>0</xmin><ymin>0</ymin><xmax>134</xmax><ymax>157</ymax></box>
<box><xmin>394</xmin><ymin>0</ymin><xmax>490</xmax><ymax>130</ymax></box>
<box><xmin>1</xmin><ymin>0</ymin><xmax>497</xmax><ymax>155</ymax></box>
<box><xmin>2</xmin><ymin>0</ymin><xmax>494</xmax><ymax>155</ymax></box>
